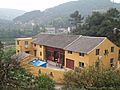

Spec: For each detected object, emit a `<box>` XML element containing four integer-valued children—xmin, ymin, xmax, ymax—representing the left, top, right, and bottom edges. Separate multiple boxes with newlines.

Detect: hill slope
<box><xmin>14</xmin><ymin>0</ymin><xmax>120</xmax><ymax>27</ymax></box>
<box><xmin>0</xmin><ymin>8</ymin><xmax>25</xmax><ymax>20</ymax></box>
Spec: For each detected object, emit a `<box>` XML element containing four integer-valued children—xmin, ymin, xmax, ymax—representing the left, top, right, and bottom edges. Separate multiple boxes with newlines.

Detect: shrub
<box><xmin>63</xmin><ymin>67</ymin><xmax>120</xmax><ymax>90</ymax></box>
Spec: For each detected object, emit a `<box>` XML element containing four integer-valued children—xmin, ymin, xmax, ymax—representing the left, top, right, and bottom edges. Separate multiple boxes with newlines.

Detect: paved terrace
<box><xmin>20</xmin><ymin>57</ymin><xmax>65</xmax><ymax>84</ymax></box>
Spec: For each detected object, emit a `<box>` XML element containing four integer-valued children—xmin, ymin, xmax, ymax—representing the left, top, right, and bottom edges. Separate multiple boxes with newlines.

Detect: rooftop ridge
<box><xmin>64</xmin><ymin>35</ymin><xmax>107</xmax><ymax>53</ymax></box>
<box><xmin>64</xmin><ymin>35</ymin><xmax>82</xmax><ymax>49</ymax></box>
<box><xmin>81</xmin><ymin>35</ymin><xmax>106</xmax><ymax>38</ymax></box>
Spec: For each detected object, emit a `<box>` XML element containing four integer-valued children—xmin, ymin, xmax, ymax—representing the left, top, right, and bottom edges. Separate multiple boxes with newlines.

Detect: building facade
<box><xmin>16</xmin><ymin>34</ymin><xmax>120</xmax><ymax>70</ymax></box>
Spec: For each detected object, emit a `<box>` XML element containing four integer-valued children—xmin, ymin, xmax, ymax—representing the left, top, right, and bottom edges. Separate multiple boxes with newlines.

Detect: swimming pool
<box><xmin>29</xmin><ymin>59</ymin><xmax>47</xmax><ymax>68</ymax></box>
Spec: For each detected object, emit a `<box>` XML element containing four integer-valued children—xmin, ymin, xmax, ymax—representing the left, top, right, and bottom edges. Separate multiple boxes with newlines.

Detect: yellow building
<box><xmin>16</xmin><ymin>37</ymin><xmax>33</xmax><ymax>54</ymax></box>
<box><xmin>16</xmin><ymin>34</ymin><xmax>120</xmax><ymax>70</ymax></box>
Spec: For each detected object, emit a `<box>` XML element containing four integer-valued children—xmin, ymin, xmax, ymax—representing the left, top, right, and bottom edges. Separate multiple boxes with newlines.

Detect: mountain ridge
<box><xmin>0</xmin><ymin>8</ymin><xmax>26</xmax><ymax>20</ymax></box>
<box><xmin>14</xmin><ymin>0</ymin><xmax>120</xmax><ymax>27</ymax></box>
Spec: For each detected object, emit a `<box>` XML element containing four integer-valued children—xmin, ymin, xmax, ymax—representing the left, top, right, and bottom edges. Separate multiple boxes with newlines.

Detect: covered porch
<box><xmin>45</xmin><ymin>46</ymin><xmax>65</xmax><ymax>69</ymax></box>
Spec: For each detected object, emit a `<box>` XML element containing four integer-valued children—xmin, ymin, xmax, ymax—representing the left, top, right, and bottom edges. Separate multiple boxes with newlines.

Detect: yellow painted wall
<box><xmin>32</xmin><ymin>44</ymin><xmax>45</xmax><ymax>60</ymax></box>
<box><xmin>35</xmin><ymin>67</ymin><xmax>64</xmax><ymax>84</ymax></box>
<box><xmin>16</xmin><ymin>38</ymin><xmax>33</xmax><ymax>54</ymax></box>
<box><xmin>16</xmin><ymin>37</ymin><xmax>119</xmax><ymax>70</ymax></box>
<box><xmin>16</xmin><ymin>37</ymin><xmax>120</xmax><ymax>83</ymax></box>
<box><xmin>88</xmin><ymin>38</ymin><xmax>119</xmax><ymax>70</ymax></box>
<box><xmin>20</xmin><ymin>55</ymin><xmax>64</xmax><ymax>84</ymax></box>
<box><xmin>65</xmin><ymin>51</ymin><xmax>89</xmax><ymax>69</ymax></box>
<box><xmin>65</xmin><ymin>38</ymin><xmax>119</xmax><ymax>70</ymax></box>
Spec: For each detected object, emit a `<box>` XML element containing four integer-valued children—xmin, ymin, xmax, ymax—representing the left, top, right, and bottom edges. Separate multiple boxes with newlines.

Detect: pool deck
<box><xmin>20</xmin><ymin>58</ymin><xmax>66</xmax><ymax>83</ymax></box>
<box><xmin>47</xmin><ymin>61</ymin><xmax>65</xmax><ymax>71</ymax></box>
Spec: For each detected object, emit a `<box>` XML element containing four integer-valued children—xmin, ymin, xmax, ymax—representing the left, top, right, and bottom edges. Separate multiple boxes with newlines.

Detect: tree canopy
<box><xmin>70</xmin><ymin>8</ymin><xmax>120</xmax><ymax>47</ymax></box>
<box><xmin>63</xmin><ymin>67</ymin><xmax>120</xmax><ymax>90</ymax></box>
<box><xmin>0</xmin><ymin>42</ymin><xmax>55</xmax><ymax>90</ymax></box>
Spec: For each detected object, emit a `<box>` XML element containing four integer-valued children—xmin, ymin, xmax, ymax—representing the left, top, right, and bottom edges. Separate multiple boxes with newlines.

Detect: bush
<box><xmin>63</xmin><ymin>67</ymin><xmax>120</xmax><ymax>90</ymax></box>
<box><xmin>35</xmin><ymin>74</ymin><xmax>55</xmax><ymax>90</ymax></box>
<box><xmin>0</xmin><ymin>43</ymin><xmax>55</xmax><ymax>90</ymax></box>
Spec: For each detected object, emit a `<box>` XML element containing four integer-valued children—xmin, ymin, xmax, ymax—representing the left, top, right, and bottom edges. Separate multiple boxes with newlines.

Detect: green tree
<box><xmin>0</xmin><ymin>44</ymin><xmax>55</xmax><ymax>90</ymax></box>
<box><xmin>35</xmin><ymin>74</ymin><xmax>55</xmax><ymax>90</ymax></box>
<box><xmin>69</xmin><ymin>11</ymin><xmax>83</xmax><ymax>29</ymax></box>
<box><xmin>0</xmin><ymin>47</ymin><xmax>35</xmax><ymax>90</ymax></box>
<box><xmin>63</xmin><ymin>67</ymin><xmax>120</xmax><ymax>90</ymax></box>
<box><xmin>33</xmin><ymin>25</ymin><xmax>40</xmax><ymax>34</ymax></box>
<box><xmin>71</xmin><ymin>8</ymin><xmax>120</xmax><ymax>46</ymax></box>
<box><xmin>0</xmin><ymin>41</ymin><xmax>4</xmax><ymax>60</ymax></box>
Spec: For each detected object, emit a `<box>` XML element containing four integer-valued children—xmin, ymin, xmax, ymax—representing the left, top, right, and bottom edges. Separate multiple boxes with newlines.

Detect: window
<box><xmin>104</xmin><ymin>50</ymin><xmax>109</xmax><ymax>55</ymax></box>
<box><xmin>39</xmin><ymin>45</ymin><xmax>42</xmax><ymax>48</ymax></box>
<box><xmin>110</xmin><ymin>58</ymin><xmax>114</xmax><ymax>67</ymax></box>
<box><xmin>68</xmin><ymin>51</ymin><xmax>72</xmax><ymax>54</ymax></box>
<box><xmin>34</xmin><ymin>44</ymin><xmax>36</xmax><ymax>47</ymax></box>
<box><xmin>110</xmin><ymin>58</ymin><xmax>114</xmax><ymax>63</ymax></box>
<box><xmin>25</xmin><ymin>51</ymin><xmax>30</xmax><ymax>54</ymax></box>
<box><xmin>119</xmin><ymin>50</ymin><xmax>120</xmax><ymax>61</ymax></box>
<box><xmin>17</xmin><ymin>40</ymin><xmax>19</xmax><ymax>45</ymax></box>
<box><xmin>96</xmin><ymin>49</ymin><xmax>100</xmax><ymax>55</ymax></box>
<box><xmin>79</xmin><ymin>53</ymin><xmax>84</xmax><ymax>57</ymax></box>
<box><xmin>79</xmin><ymin>62</ymin><xmax>84</xmax><ymax>68</ymax></box>
<box><xmin>40</xmin><ymin>52</ymin><xmax>42</xmax><ymax>56</ymax></box>
<box><xmin>25</xmin><ymin>41</ymin><xmax>28</xmax><ymax>45</ymax></box>
<box><xmin>34</xmin><ymin>50</ymin><xmax>37</xmax><ymax>57</ymax></box>
<box><xmin>111</xmin><ymin>47</ymin><xmax>114</xmax><ymax>53</ymax></box>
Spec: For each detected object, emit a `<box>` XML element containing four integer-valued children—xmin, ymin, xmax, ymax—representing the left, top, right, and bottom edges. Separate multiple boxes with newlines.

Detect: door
<box><xmin>54</xmin><ymin>51</ymin><xmax>59</xmax><ymax>61</ymax></box>
<box><xmin>66</xmin><ymin>59</ymin><xmax>74</xmax><ymax>69</ymax></box>
<box><xmin>34</xmin><ymin>50</ymin><xmax>37</xmax><ymax>57</ymax></box>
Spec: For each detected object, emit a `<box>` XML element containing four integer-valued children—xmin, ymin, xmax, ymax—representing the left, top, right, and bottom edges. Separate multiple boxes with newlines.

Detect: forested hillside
<box><xmin>14</xmin><ymin>0</ymin><xmax>120</xmax><ymax>27</ymax></box>
<box><xmin>1</xmin><ymin>0</ymin><xmax>120</xmax><ymax>46</ymax></box>
<box><xmin>70</xmin><ymin>8</ymin><xmax>120</xmax><ymax>47</ymax></box>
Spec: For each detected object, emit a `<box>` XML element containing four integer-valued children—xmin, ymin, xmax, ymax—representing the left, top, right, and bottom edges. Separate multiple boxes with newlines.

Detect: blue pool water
<box><xmin>29</xmin><ymin>59</ymin><xmax>47</xmax><ymax>68</ymax></box>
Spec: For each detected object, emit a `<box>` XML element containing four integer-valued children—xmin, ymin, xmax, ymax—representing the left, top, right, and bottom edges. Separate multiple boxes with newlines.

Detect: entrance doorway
<box><xmin>54</xmin><ymin>51</ymin><xmax>59</xmax><ymax>61</ymax></box>
<box><xmin>66</xmin><ymin>59</ymin><xmax>74</xmax><ymax>69</ymax></box>
<box><xmin>45</xmin><ymin>46</ymin><xmax>65</xmax><ymax>66</ymax></box>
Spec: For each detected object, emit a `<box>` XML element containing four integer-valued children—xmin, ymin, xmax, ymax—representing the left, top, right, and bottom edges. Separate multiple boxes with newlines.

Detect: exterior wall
<box><xmin>20</xmin><ymin>55</ymin><xmax>34</xmax><ymax>66</ymax></box>
<box><xmin>16</xmin><ymin>37</ymin><xmax>119</xmax><ymax>70</ymax></box>
<box><xmin>20</xmin><ymin>55</ymin><xmax>64</xmax><ymax>83</ymax></box>
<box><xmin>16</xmin><ymin>38</ymin><xmax>33</xmax><ymax>54</ymax></box>
<box><xmin>16</xmin><ymin>37</ymin><xmax>120</xmax><ymax>83</ymax></box>
<box><xmin>65</xmin><ymin>38</ymin><xmax>119</xmax><ymax>70</ymax></box>
<box><xmin>65</xmin><ymin>51</ymin><xmax>89</xmax><ymax>69</ymax></box>
<box><xmin>35</xmin><ymin>67</ymin><xmax>64</xmax><ymax>83</ymax></box>
<box><xmin>32</xmin><ymin>44</ymin><xmax>45</xmax><ymax>60</ymax></box>
<box><xmin>88</xmin><ymin>38</ymin><xmax>119</xmax><ymax>70</ymax></box>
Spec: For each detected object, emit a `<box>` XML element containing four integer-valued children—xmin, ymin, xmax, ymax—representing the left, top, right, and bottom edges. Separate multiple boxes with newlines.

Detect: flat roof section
<box><xmin>16</xmin><ymin>37</ymin><xmax>32</xmax><ymax>40</ymax></box>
